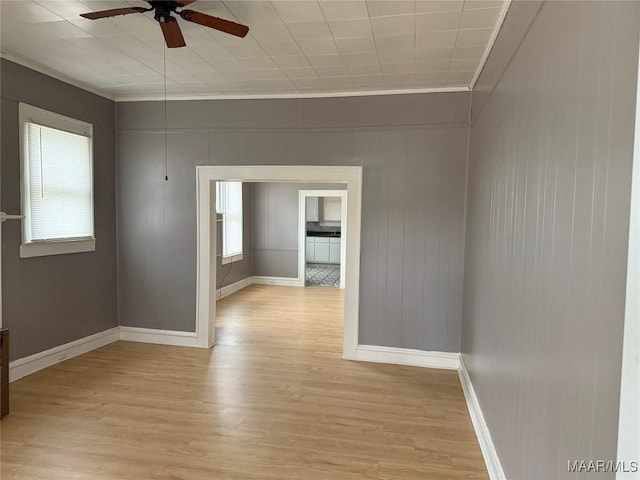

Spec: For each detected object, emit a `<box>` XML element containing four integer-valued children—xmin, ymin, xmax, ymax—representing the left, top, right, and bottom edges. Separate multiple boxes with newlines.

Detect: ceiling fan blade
<box><xmin>179</xmin><ymin>10</ymin><xmax>249</xmax><ymax>38</ymax></box>
<box><xmin>80</xmin><ymin>7</ymin><xmax>148</xmax><ymax>20</ymax></box>
<box><xmin>175</xmin><ymin>0</ymin><xmax>196</xmax><ymax>6</ymax></box>
<box><xmin>160</xmin><ymin>17</ymin><xmax>186</xmax><ymax>48</ymax></box>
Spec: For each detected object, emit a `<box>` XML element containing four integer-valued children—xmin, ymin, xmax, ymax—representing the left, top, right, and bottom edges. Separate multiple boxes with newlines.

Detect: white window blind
<box><xmin>23</xmin><ymin>122</ymin><xmax>94</xmax><ymax>243</ymax></box>
<box><xmin>217</xmin><ymin>181</ymin><xmax>243</xmax><ymax>260</ymax></box>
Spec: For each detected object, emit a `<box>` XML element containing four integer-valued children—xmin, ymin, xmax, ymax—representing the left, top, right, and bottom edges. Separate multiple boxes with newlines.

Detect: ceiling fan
<box><xmin>80</xmin><ymin>0</ymin><xmax>249</xmax><ymax>48</ymax></box>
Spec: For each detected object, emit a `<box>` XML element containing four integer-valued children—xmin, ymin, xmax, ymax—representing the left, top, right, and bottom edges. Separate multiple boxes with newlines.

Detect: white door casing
<box><xmin>298</xmin><ymin>190</ymin><xmax>348</xmax><ymax>289</ymax></box>
<box><xmin>196</xmin><ymin>166</ymin><xmax>362</xmax><ymax>358</ymax></box>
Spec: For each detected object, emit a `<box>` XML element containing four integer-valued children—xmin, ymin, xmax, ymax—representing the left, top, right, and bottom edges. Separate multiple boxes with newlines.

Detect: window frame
<box><xmin>216</xmin><ymin>181</ymin><xmax>243</xmax><ymax>265</ymax></box>
<box><xmin>18</xmin><ymin>103</ymin><xmax>96</xmax><ymax>259</ymax></box>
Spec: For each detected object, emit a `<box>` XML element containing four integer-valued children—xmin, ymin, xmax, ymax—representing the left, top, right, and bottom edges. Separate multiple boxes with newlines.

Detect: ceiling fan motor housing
<box><xmin>148</xmin><ymin>0</ymin><xmax>178</xmax><ymax>23</ymax></box>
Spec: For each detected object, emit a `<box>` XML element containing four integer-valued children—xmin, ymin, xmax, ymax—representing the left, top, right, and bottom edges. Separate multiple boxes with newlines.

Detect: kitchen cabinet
<box><xmin>306</xmin><ymin>197</ymin><xmax>320</xmax><ymax>222</ymax></box>
<box><xmin>306</xmin><ymin>236</ymin><xmax>340</xmax><ymax>264</ymax></box>
<box><xmin>314</xmin><ymin>241</ymin><xmax>330</xmax><ymax>263</ymax></box>
<box><xmin>329</xmin><ymin>238</ymin><xmax>341</xmax><ymax>263</ymax></box>
<box><xmin>305</xmin><ymin>240</ymin><xmax>314</xmax><ymax>262</ymax></box>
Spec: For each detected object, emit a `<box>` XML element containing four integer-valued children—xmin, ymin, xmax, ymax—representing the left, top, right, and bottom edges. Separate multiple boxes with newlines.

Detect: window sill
<box><xmin>20</xmin><ymin>238</ymin><xmax>96</xmax><ymax>259</ymax></box>
<box><xmin>221</xmin><ymin>253</ymin><xmax>243</xmax><ymax>265</ymax></box>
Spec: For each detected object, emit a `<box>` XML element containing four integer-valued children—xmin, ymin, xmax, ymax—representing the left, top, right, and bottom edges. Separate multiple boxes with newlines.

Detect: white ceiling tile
<box><xmin>319</xmin><ymin>1</ymin><xmax>369</xmax><ymax>21</ymax></box>
<box><xmin>341</xmin><ymin>52</ymin><xmax>379</xmax><ymax>66</ymax></box>
<box><xmin>415</xmin><ymin>11</ymin><xmax>461</xmax><ymax>33</ymax></box>
<box><xmin>260</xmin><ymin>41</ymin><xmax>303</xmax><ymax>56</ymax></box>
<box><xmin>450</xmin><ymin>58</ymin><xmax>480</xmax><ymax>71</ymax></box>
<box><xmin>192</xmin><ymin>70</ymin><xmax>229</xmax><ymax>83</ymax></box>
<box><xmin>239</xmin><ymin>57</ymin><xmax>279</xmax><ymax>70</ymax></box>
<box><xmin>68</xmin><ymin>18</ymin><xmax>127</xmax><ymax>37</ymax></box>
<box><xmin>464</xmin><ymin>1</ymin><xmax>504</xmax><ymax>10</ymax></box>
<box><xmin>272</xmin><ymin>55</ymin><xmax>311</xmax><ymax>68</ymax></box>
<box><xmin>286</xmin><ymin>21</ymin><xmax>332</xmax><ymax>40</ymax></box>
<box><xmin>370</xmin><ymin>14</ymin><xmax>413</xmax><ymax>37</ymax></box>
<box><xmin>223</xmin><ymin>69</ymin><xmax>258</xmax><ymax>81</ymax></box>
<box><xmin>248</xmin><ymin>22</ymin><xmax>294</xmax><ymax>43</ymax></box>
<box><xmin>374</xmin><ymin>34</ymin><xmax>414</xmax><ymax>51</ymax></box>
<box><xmin>224</xmin><ymin>1</ymin><xmax>282</xmax><ymax>24</ymax></box>
<box><xmin>348</xmin><ymin>63</ymin><xmax>381</xmax><ymax>75</ymax></box>
<box><xmin>292</xmin><ymin>77</ymin><xmax>324</xmax><ymax>89</ymax></box>
<box><xmin>415</xmin><ymin>59</ymin><xmax>450</xmax><ymax>72</ymax></box>
<box><xmin>448</xmin><ymin>70</ymin><xmax>474</xmax><ymax>82</ymax></box>
<box><xmin>2</xmin><ymin>1</ymin><xmax>62</xmax><ymax>22</ymax></box>
<box><xmin>321</xmin><ymin>76</ymin><xmax>354</xmax><ymax>88</ymax></box>
<box><xmin>272</xmin><ymin>1</ymin><xmax>325</xmax><ymax>23</ymax></box>
<box><xmin>460</xmin><ymin>7</ymin><xmax>501</xmax><ymax>30</ymax></box>
<box><xmin>456</xmin><ymin>27</ymin><xmax>493</xmax><ymax>47</ymax></box>
<box><xmin>33</xmin><ymin>20</ymin><xmax>92</xmax><ymax>39</ymax></box>
<box><xmin>415</xmin><ymin>47</ymin><xmax>454</xmax><ymax>61</ymax></box>
<box><xmin>264</xmin><ymin>78</ymin><xmax>296</xmax><ymax>91</ymax></box>
<box><xmin>352</xmin><ymin>74</ymin><xmax>384</xmax><ymax>86</ymax></box>
<box><xmin>453</xmin><ymin>45</ymin><xmax>486</xmax><ymax>59</ymax></box>
<box><xmin>415</xmin><ymin>30</ymin><xmax>457</xmax><ymax>49</ymax></box>
<box><xmin>415</xmin><ymin>1</ymin><xmax>463</xmax><ymax>14</ymax></box>
<box><xmin>297</xmin><ymin>38</ymin><xmax>338</xmax><ymax>55</ymax></box>
<box><xmin>36</xmin><ymin>0</ymin><xmax>91</xmax><ymax>20</ymax></box>
<box><xmin>383</xmin><ymin>72</ymin><xmax>415</xmax><ymax>84</ymax></box>
<box><xmin>415</xmin><ymin>71</ymin><xmax>449</xmax><ymax>82</ymax></box>
<box><xmin>378</xmin><ymin>49</ymin><xmax>414</xmax><ymax>64</ymax></box>
<box><xmin>314</xmin><ymin>65</ymin><xmax>349</xmax><ymax>77</ymax></box>
<box><xmin>335</xmin><ymin>37</ymin><xmax>376</xmax><ymax>55</ymax></box>
<box><xmin>327</xmin><ymin>19</ymin><xmax>372</xmax><ymax>39</ymax></box>
<box><xmin>283</xmin><ymin>66</ymin><xmax>319</xmax><ymax>79</ymax></box>
<box><xmin>380</xmin><ymin>62</ymin><xmax>415</xmax><ymax>74</ymax></box>
<box><xmin>251</xmin><ymin>69</ymin><xmax>289</xmax><ymax>80</ymax></box>
<box><xmin>306</xmin><ymin>54</ymin><xmax>345</xmax><ymax>67</ymax></box>
<box><xmin>224</xmin><ymin>42</ymin><xmax>269</xmax><ymax>58</ymax></box>
<box><xmin>366</xmin><ymin>1</ymin><xmax>414</xmax><ymax>18</ymax></box>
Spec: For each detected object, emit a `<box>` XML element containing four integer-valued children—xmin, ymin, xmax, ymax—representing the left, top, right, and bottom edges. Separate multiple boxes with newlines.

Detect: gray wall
<box><xmin>1</xmin><ymin>59</ymin><xmax>118</xmax><ymax>361</ymax></box>
<box><xmin>462</xmin><ymin>2</ymin><xmax>639</xmax><ymax>478</ymax></box>
<box><xmin>251</xmin><ymin>182</ymin><xmax>344</xmax><ymax>278</ymax></box>
<box><xmin>117</xmin><ymin>92</ymin><xmax>469</xmax><ymax>351</ymax></box>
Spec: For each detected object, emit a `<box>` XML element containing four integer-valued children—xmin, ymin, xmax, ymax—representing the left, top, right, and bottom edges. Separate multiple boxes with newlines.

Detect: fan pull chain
<box><xmin>163</xmin><ymin>45</ymin><xmax>168</xmax><ymax>182</ymax></box>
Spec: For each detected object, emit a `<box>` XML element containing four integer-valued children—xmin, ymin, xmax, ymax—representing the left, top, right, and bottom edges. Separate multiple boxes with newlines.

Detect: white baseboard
<box><xmin>347</xmin><ymin>344</ymin><xmax>460</xmax><ymax>370</ymax></box>
<box><xmin>9</xmin><ymin>326</ymin><xmax>120</xmax><ymax>383</ymax></box>
<box><xmin>458</xmin><ymin>359</ymin><xmax>506</xmax><ymax>480</ymax></box>
<box><xmin>119</xmin><ymin>326</ymin><xmax>203</xmax><ymax>347</ymax></box>
<box><xmin>251</xmin><ymin>275</ymin><xmax>303</xmax><ymax>287</ymax></box>
<box><xmin>216</xmin><ymin>276</ymin><xmax>253</xmax><ymax>300</ymax></box>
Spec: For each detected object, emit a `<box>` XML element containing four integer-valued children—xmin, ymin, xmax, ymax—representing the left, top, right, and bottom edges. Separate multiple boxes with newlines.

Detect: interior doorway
<box><xmin>196</xmin><ymin>165</ymin><xmax>363</xmax><ymax>357</ymax></box>
<box><xmin>298</xmin><ymin>190</ymin><xmax>347</xmax><ymax>289</ymax></box>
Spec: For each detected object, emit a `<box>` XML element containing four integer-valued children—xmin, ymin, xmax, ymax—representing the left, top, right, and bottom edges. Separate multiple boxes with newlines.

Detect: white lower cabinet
<box><xmin>329</xmin><ymin>242</ymin><xmax>340</xmax><ymax>264</ymax></box>
<box><xmin>306</xmin><ymin>236</ymin><xmax>340</xmax><ymax>264</ymax></box>
<box><xmin>306</xmin><ymin>240</ymin><xmax>314</xmax><ymax>262</ymax></box>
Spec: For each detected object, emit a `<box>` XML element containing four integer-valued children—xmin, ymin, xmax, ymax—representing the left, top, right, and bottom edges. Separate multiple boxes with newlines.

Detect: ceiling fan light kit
<box><xmin>80</xmin><ymin>0</ymin><xmax>249</xmax><ymax>48</ymax></box>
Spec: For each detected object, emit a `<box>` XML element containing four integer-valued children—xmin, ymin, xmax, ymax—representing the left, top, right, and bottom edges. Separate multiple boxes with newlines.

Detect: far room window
<box><xmin>19</xmin><ymin>103</ymin><xmax>95</xmax><ymax>258</ymax></box>
<box><xmin>216</xmin><ymin>181</ymin><xmax>243</xmax><ymax>264</ymax></box>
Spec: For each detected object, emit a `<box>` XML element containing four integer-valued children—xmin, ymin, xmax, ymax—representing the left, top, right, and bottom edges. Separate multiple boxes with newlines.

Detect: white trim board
<box><xmin>458</xmin><ymin>359</ymin><xmax>506</xmax><ymax>480</ymax></box>
<box><xmin>217</xmin><ymin>276</ymin><xmax>253</xmax><ymax>299</ymax></box>
<box><xmin>347</xmin><ymin>345</ymin><xmax>460</xmax><ymax>370</ymax></box>
<box><xmin>9</xmin><ymin>326</ymin><xmax>120</xmax><ymax>383</ymax></box>
<box><xmin>252</xmin><ymin>276</ymin><xmax>303</xmax><ymax>287</ymax></box>
<box><xmin>119</xmin><ymin>326</ymin><xmax>201</xmax><ymax>347</ymax></box>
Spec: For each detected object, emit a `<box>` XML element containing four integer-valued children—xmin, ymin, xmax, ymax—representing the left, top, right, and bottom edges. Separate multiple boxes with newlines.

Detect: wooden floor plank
<box><xmin>1</xmin><ymin>285</ymin><xmax>487</xmax><ymax>479</ymax></box>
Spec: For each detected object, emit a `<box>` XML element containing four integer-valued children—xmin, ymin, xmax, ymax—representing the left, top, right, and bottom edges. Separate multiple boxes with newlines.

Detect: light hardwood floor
<box><xmin>1</xmin><ymin>285</ymin><xmax>487</xmax><ymax>479</ymax></box>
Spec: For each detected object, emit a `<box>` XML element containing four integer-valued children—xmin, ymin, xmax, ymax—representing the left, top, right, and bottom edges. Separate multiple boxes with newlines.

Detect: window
<box><xmin>19</xmin><ymin>103</ymin><xmax>95</xmax><ymax>258</ymax></box>
<box><xmin>216</xmin><ymin>181</ymin><xmax>243</xmax><ymax>264</ymax></box>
